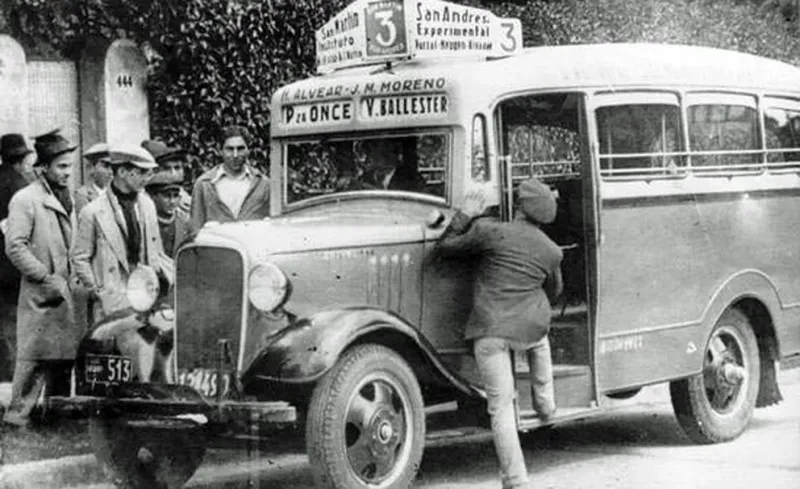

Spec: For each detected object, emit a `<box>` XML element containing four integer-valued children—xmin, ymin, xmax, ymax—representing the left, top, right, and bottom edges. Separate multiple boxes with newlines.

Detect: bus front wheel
<box><xmin>306</xmin><ymin>344</ymin><xmax>425</xmax><ymax>489</ymax></box>
<box><xmin>670</xmin><ymin>308</ymin><xmax>759</xmax><ymax>444</ymax></box>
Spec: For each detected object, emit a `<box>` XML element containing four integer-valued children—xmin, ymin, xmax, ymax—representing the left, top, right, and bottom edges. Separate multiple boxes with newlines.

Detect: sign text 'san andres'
<box><xmin>413</xmin><ymin>1</ymin><xmax>493</xmax><ymax>53</ymax></box>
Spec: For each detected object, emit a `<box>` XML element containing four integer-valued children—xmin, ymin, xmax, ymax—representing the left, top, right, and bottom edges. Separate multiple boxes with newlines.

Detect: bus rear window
<box><xmin>285</xmin><ymin>133</ymin><xmax>448</xmax><ymax>204</ymax></box>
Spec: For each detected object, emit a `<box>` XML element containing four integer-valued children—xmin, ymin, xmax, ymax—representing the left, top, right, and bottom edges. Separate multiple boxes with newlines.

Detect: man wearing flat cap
<box><xmin>3</xmin><ymin>129</ymin><xmax>80</xmax><ymax>427</ymax></box>
<box><xmin>73</xmin><ymin>142</ymin><xmax>112</xmax><ymax>217</ymax></box>
<box><xmin>145</xmin><ymin>171</ymin><xmax>192</xmax><ymax>258</ymax></box>
<box><xmin>71</xmin><ymin>145</ymin><xmax>173</xmax><ymax>325</ymax></box>
<box><xmin>141</xmin><ymin>139</ymin><xmax>192</xmax><ymax>214</ymax></box>
<box><xmin>435</xmin><ymin>178</ymin><xmax>563</xmax><ymax>489</ymax></box>
<box><xmin>190</xmin><ymin>125</ymin><xmax>270</xmax><ymax>230</ymax></box>
<box><xmin>0</xmin><ymin>133</ymin><xmax>36</xmax><ymax>382</ymax></box>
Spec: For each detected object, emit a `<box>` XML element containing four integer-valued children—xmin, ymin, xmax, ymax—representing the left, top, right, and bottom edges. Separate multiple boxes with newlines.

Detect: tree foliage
<box><xmin>1</xmin><ymin>0</ymin><xmax>798</xmax><ymax>177</ymax></box>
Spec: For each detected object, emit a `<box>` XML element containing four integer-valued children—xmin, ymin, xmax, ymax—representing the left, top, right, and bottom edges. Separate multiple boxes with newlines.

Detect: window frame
<box><xmin>280</xmin><ymin>128</ymin><xmax>453</xmax><ymax>211</ymax></box>
<box><xmin>593</xmin><ymin>90</ymin><xmax>687</xmax><ymax>181</ymax></box>
<box><xmin>763</xmin><ymin>96</ymin><xmax>800</xmax><ymax>173</ymax></box>
<box><xmin>684</xmin><ymin>91</ymin><xmax>763</xmax><ymax>176</ymax></box>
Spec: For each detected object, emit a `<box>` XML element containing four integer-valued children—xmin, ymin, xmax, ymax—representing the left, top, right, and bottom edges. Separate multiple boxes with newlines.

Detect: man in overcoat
<box><xmin>189</xmin><ymin>125</ymin><xmax>270</xmax><ymax>230</ymax></box>
<box><xmin>71</xmin><ymin>145</ymin><xmax>172</xmax><ymax>324</ymax></box>
<box><xmin>3</xmin><ymin>130</ymin><xmax>79</xmax><ymax>427</ymax></box>
<box><xmin>436</xmin><ymin>178</ymin><xmax>563</xmax><ymax>489</ymax></box>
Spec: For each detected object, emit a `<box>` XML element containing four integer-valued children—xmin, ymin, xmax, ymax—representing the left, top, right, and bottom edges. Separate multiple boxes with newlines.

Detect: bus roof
<box><xmin>279</xmin><ymin>42</ymin><xmax>800</xmax><ymax>96</ymax></box>
<box><xmin>271</xmin><ymin>43</ymin><xmax>800</xmax><ymax>137</ymax></box>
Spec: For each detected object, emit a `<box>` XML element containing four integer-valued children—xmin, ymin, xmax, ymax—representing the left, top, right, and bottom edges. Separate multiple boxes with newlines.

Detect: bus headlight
<box><xmin>248</xmin><ymin>263</ymin><xmax>289</xmax><ymax>312</ymax></box>
<box><xmin>127</xmin><ymin>265</ymin><xmax>160</xmax><ymax>312</ymax></box>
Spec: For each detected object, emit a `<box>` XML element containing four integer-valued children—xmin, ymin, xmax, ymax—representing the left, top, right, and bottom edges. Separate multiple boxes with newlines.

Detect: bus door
<box><xmin>494</xmin><ymin>91</ymin><xmax>597</xmax><ymax>416</ymax></box>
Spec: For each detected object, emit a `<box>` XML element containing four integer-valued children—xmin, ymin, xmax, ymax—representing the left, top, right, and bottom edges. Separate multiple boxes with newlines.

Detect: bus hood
<box><xmin>192</xmin><ymin>214</ymin><xmax>427</xmax><ymax>259</ymax></box>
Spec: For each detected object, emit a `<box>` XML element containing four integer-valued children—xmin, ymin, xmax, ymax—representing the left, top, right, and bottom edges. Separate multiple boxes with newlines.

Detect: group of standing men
<box><xmin>0</xmin><ymin>125</ymin><xmax>270</xmax><ymax>428</ymax></box>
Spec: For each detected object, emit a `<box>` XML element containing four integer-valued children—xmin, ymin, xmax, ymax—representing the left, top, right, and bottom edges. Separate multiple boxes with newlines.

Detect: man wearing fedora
<box><xmin>72</xmin><ymin>145</ymin><xmax>173</xmax><ymax>324</ymax></box>
<box><xmin>435</xmin><ymin>178</ymin><xmax>563</xmax><ymax>489</ymax></box>
<box><xmin>0</xmin><ymin>133</ymin><xmax>36</xmax><ymax>382</ymax></box>
<box><xmin>190</xmin><ymin>125</ymin><xmax>270</xmax><ymax>230</ymax></box>
<box><xmin>141</xmin><ymin>139</ymin><xmax>192</xmax><ymax>214</ymax></box>
<box><xmin>145</xmin><ymin>171</ymin><xmax>192</xmax><ymax>258</ymax></box>
<box><xmin>73</xmin><ymin>142</ymin><xmax>113</xmax><ymax>217</ymax></box>
<box><xmin>3</xmin><ymin>130</ymin><xmax>80</xmax><ymax>427</ymax></box>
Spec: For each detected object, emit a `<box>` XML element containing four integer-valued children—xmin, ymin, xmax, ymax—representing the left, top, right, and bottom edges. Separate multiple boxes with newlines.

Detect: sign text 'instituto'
<box><xmin>315</xmin><ymin>0</ymin><xmax>523</xmax><ymax>73</ymax></box>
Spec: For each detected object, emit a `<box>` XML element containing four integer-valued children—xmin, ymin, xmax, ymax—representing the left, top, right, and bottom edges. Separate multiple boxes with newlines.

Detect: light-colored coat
<box><xmin>4</xmin><ymin>178</ymin><xmax>79</xmax><ymax>360</ymax></box>
<box><xmin>71</xmin><ymin>189</ymin><xmax>173</xmax><ymax>323</ymax></box>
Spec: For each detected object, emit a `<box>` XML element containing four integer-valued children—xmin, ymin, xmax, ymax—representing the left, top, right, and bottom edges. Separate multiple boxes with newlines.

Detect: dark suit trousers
<box><xmin>3</xmin><ymin>359</ymin><xmax>72</xmax><ymax>426</ymax></box>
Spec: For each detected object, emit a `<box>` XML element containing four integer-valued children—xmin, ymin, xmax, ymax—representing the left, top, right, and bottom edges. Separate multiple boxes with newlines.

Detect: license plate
<box><xmin>178</xmin><ymin>368</ymin><xmax>231</xmax><ymax>398</ymax></box>
<box><xmin>85</xmin><ymin>354</ymin><xmax>132</xmax><ymax>384</ymax></box>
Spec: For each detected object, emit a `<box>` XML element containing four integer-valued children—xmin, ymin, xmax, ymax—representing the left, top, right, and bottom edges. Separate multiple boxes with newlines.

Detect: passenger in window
<box><xmin>436</xmin><ymin>178</ymin><xmax>563</xmax><ymax>489</ymax></box>
<box><xmin>189</xmin><ymin>126</ymin><xmax>270</xmax><ymax>229</ymax></box>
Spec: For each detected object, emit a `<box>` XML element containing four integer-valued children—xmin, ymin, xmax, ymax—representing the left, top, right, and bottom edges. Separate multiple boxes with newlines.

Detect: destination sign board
<box><xmin>360</xmin><ymin>94</ymin><xmax>448</xmax><ymax>121</ymax></box>
<box><xmin>316</xmin><ymin>0</ymin><xmax>523</xmax><ymax>73</ymax></box>
<box><xmin>282</xmin><ymin>101</ymin><xmax>355</xmax><ymax>128</ymax></box>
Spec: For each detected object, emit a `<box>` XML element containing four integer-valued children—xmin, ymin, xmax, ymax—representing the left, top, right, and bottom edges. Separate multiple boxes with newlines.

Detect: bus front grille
<box><xmin>176</xmin><ymin>246</ymin><xmax>244</xmax><ymax>372</ymax></box>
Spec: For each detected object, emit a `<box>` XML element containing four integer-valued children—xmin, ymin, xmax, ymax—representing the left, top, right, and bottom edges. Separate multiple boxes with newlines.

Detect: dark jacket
<box><xmin>436</xmin><ymin>211</ymin><xmax>563</xmax><ymax>348</ymax></box>
<box><xmin>0</xmin><ymin>166</ymin><xmax>30</xmax><ymax>290</ymax></box>
<box><xmin>189</xmin><ymin>165</ymin><xmax>270</xmax><ymax>230</ymax></box>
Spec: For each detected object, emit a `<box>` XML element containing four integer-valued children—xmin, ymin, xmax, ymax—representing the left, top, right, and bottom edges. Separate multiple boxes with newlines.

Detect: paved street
<box><xmin>65</xmin><ymin>369</ymin><xmax>799</xmax><ymax>489</ymax></box>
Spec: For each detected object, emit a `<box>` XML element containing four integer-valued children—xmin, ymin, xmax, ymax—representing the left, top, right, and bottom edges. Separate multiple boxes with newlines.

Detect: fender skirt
<box><xmin>241</xmin><ymin>307</ymin><xmax>480</xmax><ymax>397</ymax></box>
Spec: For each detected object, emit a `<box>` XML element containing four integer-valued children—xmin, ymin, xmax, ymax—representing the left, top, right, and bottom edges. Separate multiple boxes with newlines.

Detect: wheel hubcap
<box><xmin>345</xmin><ymin>377</ymin><xmax>410</xmax><ymax>485</ymax></box>
<box><xmin>702</xmin><ymin>326</ymin><xmax>748</xmax><ymax>414</ymax></box>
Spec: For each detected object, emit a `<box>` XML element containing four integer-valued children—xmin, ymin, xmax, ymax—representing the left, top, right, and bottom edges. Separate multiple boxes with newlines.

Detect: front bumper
<box><xmin>45</xmin><ymin>395</ymin><xmax>297</xmax><ymax>429</ymax></box>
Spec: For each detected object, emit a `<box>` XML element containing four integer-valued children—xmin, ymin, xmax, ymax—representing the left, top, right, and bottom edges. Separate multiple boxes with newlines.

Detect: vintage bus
<box><xmin>64</xmin><ymin>1</ymin><xmax>800</xmax><ymax>489</ymax></box>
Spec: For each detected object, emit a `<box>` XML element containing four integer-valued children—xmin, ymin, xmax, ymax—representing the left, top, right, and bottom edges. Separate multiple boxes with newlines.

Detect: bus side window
<box><xmin>594</xmin><ymin>93</ymin><xmax>684</xmax><ymax>179</ymax></box>
<box><xmin>764</xmin><ymin>98</ymin><xmax>800</xmax><ymax>169</ymax></box>
<box><xmin>685</xmin><ymin>93</ymin><xmax>759</xmax><ymax>173</ymax></box>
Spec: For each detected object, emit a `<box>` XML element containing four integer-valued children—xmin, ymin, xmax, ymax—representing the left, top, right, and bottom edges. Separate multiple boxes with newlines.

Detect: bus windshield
<box><xmin>284</xmin><ymin>132</ymin><xmax>449</xmax><ymax>205</ymax></box>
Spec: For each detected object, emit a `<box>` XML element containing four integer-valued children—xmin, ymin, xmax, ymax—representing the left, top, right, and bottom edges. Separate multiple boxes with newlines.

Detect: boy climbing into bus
<box><xmin>436</xmin><ymin>177</ymin><xmax>563</xmax><ymax>489</ymax></box>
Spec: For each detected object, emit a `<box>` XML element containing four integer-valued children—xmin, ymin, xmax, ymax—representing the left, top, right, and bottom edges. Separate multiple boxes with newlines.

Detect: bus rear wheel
<box><xmin>670</xmin><ymin>308</ymin><xmax>759</xmax><ymax>444</ymax></box>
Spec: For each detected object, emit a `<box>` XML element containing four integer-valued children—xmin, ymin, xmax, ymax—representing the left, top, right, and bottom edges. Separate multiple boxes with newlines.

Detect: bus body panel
<box><xmin>596</xmin><ymin>178</ymin><xmax>800</xmax><ymax>391</ymax></box>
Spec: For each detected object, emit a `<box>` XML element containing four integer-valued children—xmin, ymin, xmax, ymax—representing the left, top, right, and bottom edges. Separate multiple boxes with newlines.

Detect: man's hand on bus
<box><xmin>462</xmin><ymin>190</ymin><xmax>488</xmax><ymax>218</ymax></box>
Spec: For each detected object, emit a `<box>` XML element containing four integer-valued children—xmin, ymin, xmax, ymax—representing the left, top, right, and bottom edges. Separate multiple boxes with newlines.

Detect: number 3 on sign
<box><xmin>374</xmin><ymin>10</ymin><xmax>397</xmax><ymax>48</ymax></box>
<box><xmin>500</xmin><ymin>20</ymin><xmax>521</xmax><ymax>53</ymax></box>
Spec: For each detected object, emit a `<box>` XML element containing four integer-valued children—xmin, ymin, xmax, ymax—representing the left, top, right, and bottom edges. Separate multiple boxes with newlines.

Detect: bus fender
<box><xmin>241</xmin><ymin>307</ymin><xmax>479</xmax><ymax>397</ymax></box>
<box><xmin>697</xmin><ymin>270</ymin><xmax>783</xmax><ymax>406</ymax></box>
